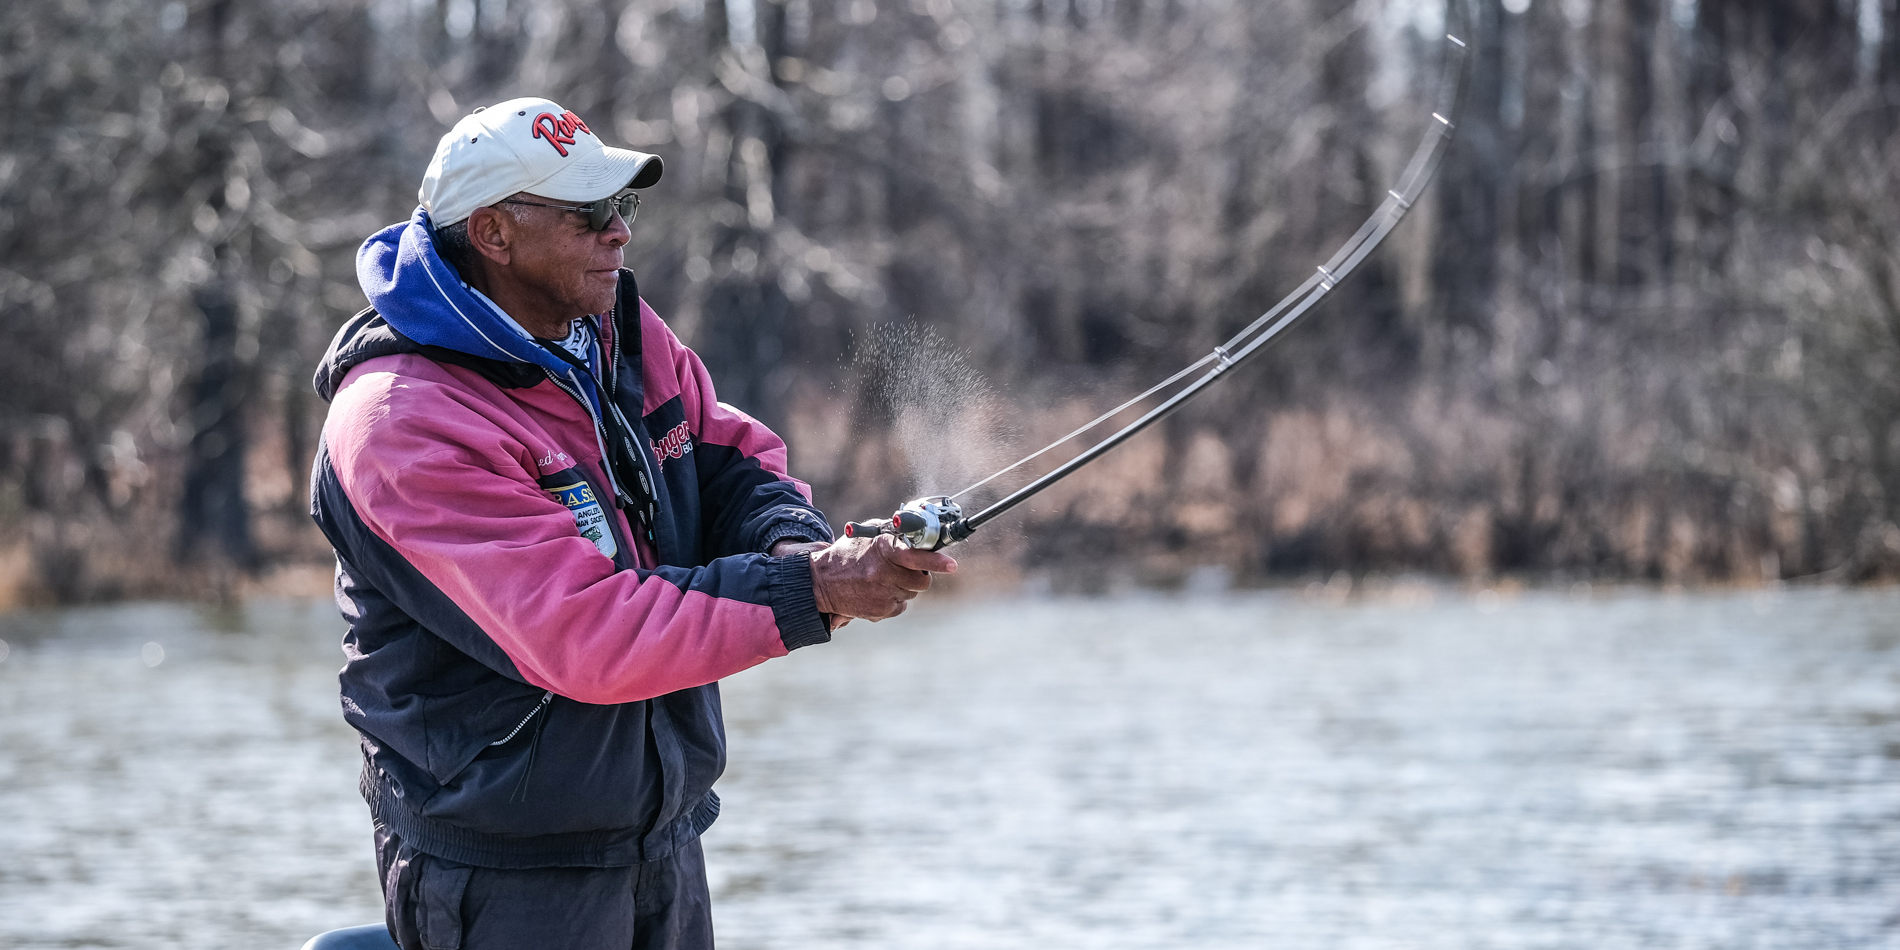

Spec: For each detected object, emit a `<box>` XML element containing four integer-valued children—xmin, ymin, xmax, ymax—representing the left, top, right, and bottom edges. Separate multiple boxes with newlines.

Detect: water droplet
<box><xmin>141</xmin><ymin>642</ymin><xmax>166</xmax><ymax>668</ymax></box>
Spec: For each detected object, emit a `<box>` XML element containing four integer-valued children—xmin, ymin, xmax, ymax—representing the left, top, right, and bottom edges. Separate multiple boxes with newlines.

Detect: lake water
<box><xmin>2</xmin><ymin>586</ymin><xmax>1898</xmax><ymax>949</ymax></box>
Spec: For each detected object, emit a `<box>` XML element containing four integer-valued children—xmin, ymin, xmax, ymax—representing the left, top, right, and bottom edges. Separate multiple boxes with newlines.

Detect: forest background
<box><xmin>3</xmin><ymin>0</ymin><xmax>1899</xmax><ymax>604</ymax></box>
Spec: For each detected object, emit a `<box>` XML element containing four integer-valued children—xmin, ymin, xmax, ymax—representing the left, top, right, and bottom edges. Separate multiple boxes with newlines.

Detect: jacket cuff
<box><xmin>766</xmin><ymin>553</ymin><xmax>830</xmax><ymax>651</ymax></box>
<box><xmin>758</xmin><ymin>508</ymin><xmax>835</xmax><ymax>552</ymax></box>
<box><xmin>760</xmin><ymin>522</ymin><xmax>821</xmax><ymax>552</ymax></box>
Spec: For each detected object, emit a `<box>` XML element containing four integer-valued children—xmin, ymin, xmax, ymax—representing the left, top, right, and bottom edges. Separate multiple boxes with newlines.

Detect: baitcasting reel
<box><xmin>843</xmin><ymin>495</ymin><xmax>971</xmax><ymax>551</ymax></box>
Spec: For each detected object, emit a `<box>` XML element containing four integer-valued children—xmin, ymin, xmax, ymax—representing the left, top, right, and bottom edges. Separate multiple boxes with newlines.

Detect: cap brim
<box><xmin>527</xmin><ymin>146</ymin><xmax>663</xmax><ymax>202</ymax></box>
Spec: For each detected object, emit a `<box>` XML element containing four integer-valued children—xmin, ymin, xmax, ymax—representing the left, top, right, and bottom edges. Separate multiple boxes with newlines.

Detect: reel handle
<box><xmin>843</xmin><ymin>519</ymin><xmax>892</xmax><ymax>539</ymax></box>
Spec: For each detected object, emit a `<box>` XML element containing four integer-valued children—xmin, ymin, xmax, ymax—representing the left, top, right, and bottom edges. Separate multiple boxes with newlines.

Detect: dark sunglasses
<box><xmin>499</xmin><ymin>192</ymin><xmax>640</xmax><ymax>231</ymax></box>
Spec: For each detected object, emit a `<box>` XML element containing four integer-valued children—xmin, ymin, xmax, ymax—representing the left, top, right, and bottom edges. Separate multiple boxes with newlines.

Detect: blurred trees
<box><xmin>1</xmin><ymin>0</ymin><xmax>1898</xmax><ymax>603</ymax></box>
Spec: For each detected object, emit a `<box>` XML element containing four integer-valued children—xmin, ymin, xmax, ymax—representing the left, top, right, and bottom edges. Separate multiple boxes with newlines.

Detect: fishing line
<box><xmin>948</xmin><ymin>352</ymin><xmax>1220</xmax><ymax>501</ymax></box>
<box><xmin>848</xmin><ymin>6</ymin><xmax>1474</xmax><ymax>551</ymax></box>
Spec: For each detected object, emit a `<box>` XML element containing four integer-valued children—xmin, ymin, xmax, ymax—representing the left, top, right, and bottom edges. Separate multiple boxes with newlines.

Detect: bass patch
<box><xmin>546</xmin><ymin>481</ymin><xmax>618</xmax><ymax>559</ymax></box>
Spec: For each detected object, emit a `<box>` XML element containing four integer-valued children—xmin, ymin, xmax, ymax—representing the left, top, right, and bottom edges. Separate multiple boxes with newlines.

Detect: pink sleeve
<box><xmin>329</xmin><ymin>370</ymin><xmax>798</xmax><ymax>704</ymax></box>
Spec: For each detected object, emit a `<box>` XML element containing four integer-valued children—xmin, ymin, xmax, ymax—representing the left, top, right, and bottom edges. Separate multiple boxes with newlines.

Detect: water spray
<box><xmin>845</xmin><ymin>9</ymin><xmax>1473</xmax><ymax>553</ymax></box>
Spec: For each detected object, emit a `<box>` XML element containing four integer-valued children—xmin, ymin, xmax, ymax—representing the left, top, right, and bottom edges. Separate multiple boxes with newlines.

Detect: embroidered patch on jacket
<box><xmin>547</xmin><ymin>481</ymin><xmax>617</xmax><ymax>558</ymax></box>
<box><xmin>651</xmin><ymin>421</ymin><xmax>693</xmax><ymax>467</ymax></box>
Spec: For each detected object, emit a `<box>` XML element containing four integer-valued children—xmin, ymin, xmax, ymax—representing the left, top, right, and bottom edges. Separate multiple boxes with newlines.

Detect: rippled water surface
<box><xmin>3</xmin><ymin>588</ymin><xmax>1899</xmax><ymax>949</ymax></box>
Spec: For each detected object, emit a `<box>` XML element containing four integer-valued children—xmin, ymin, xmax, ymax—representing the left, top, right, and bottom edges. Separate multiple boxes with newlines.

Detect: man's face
<box><xmin>499</xmin><ymin>193</ymin><xmax>631</xmax><ymax>318</ymax></box>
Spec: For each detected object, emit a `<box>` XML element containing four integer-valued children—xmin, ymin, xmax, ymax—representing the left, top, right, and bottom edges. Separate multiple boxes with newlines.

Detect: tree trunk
<box><xmin>1431</xmin><ymin>0</ymin><xmax>1506</xmax><ymax>355</ymax></box>
<box><xmin>175</xmin><ymin>0</ymin><xmax>255</xmax><ymax>569</ymax></box>
<box><xmin>695</xmin><ymin>0</ymin><xmax>797</xmax><ymax>426</ymax></box>
<box><xmin>178</xmin><ymin>279</ymin><xmax>255</xmax><ymax>565</ymax></box>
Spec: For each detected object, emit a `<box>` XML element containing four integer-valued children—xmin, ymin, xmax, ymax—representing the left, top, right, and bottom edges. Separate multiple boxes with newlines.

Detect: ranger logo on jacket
<box><xmin>652</xmin><ymin>421</ymin><xmax>693</xmax><ymax>466</ymax></box>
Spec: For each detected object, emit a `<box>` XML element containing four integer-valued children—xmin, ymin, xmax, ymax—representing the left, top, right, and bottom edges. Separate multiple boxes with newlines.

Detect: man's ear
<box><xmin>466</xmin><ymin>206</ymin><xmax>512</xmax><ymax>267</ymax></box>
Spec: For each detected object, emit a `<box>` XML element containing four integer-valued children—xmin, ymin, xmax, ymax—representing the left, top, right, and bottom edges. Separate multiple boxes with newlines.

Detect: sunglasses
<box><xmin>499</xmin><ymin>192</ymin><xmax>640</xmax><ymax>231</ymax></box>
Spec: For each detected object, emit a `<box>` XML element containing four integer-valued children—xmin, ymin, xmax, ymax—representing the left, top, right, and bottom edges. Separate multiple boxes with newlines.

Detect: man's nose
<box><xmin>601</xmin><ymin>207</ymin><xmax>632</xmax><ymax>247</ymax></box>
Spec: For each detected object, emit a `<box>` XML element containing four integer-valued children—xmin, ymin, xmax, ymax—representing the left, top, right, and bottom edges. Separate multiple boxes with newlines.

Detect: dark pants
<box><xmin>374</xmin><ymin>824</ymin><xmax>714</xmax><ymax>950</ymax></box>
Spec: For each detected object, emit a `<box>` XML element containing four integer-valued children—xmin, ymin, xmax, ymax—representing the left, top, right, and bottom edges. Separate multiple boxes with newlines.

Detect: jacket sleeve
<box><xmin>323</xmin><ymin>371</ymin><xmax>827</xmax><ymax>705</ymax></box>
<box><xmin>645</xmin><ymin>300</ymin><xmax>835</xmax><ymax>558</ymax></box>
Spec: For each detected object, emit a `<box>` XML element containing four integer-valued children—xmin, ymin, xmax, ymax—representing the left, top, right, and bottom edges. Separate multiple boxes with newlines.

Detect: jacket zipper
<box><xmin>604</xmin><ymin>309</ymin><xmax>621</xmax><ymax>393</ymax></box>
<box><xmin>540</xmin><ymin>329</ymin><xmax>659</xmax><ymax>541</ymax></box>
<box><xmin>543</xmin><ymin>366</ymin><xmax>637</xmax><ymax>509</ymax></box>
<box><xmin>490</xmin><ymin>690</ymin><xmax>554</xmax><ymax>746</ymax></box>
<box><xmin>490</xmin><ymin>691</ymin><xmax>555</xmax><ymax>804</ymax></box>
<box><xmin>603</xmin><ymin>309</ymin><xmax>664</xmax><ymax>539</ymax></box>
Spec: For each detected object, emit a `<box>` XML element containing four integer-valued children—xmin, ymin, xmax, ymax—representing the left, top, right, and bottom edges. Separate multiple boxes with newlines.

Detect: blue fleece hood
<box><xmin>355</xmin><ymin>207</ymin><xmax>599</xmax><ymax>404</ymax></box>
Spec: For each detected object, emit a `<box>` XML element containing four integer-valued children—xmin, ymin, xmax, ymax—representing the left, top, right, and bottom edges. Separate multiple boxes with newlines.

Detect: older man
<box><xmin>310</xmin><ymin>97</ymin><xmax>953</xmax><ymax>950</ymax></box>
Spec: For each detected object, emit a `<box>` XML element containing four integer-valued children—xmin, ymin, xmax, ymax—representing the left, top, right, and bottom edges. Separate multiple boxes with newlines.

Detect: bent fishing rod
<box><xmin>846</xmin><ymin>14</ymin><xmax>1473</xmax><ymax>553</ymax></box>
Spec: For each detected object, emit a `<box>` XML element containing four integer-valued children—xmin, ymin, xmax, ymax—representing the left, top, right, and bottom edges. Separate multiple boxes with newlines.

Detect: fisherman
<box><xmin>309</xmin><ymin>97</ymin><xmax>955</xmax><ymax>950</ymax></box>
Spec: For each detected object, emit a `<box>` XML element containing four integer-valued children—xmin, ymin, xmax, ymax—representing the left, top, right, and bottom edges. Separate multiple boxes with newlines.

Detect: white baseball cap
<box><xmin>419</xmin><ymin>96</ymin><xmax>663</xmax><ymax>227</ymax></box>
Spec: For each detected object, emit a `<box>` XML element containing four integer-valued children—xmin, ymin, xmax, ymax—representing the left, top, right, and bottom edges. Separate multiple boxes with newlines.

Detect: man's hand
<box><xmin>792</xmin><ymin>534</ymin><xmax>955</xmax><ymax>624</ymax></box>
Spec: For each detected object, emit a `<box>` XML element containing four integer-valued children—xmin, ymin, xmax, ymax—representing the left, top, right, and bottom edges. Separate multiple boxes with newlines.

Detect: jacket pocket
<box><xmin>498</xmin><ymin>691</ymin><xmax>553</xmax><ymax>803</ymax></box>
<box><xmin>424</xmin><ymin>687</ymin><xmax>552</xmax><ymax>787</ymax></box>
<box><xmin>456</xmin><ymin>690</ymin><xmax>555</xmax><ymax>802</ymax></box>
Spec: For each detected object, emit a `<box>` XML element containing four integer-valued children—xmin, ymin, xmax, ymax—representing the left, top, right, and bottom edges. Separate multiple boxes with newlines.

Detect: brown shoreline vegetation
<box><xmin>5</xmin><ymin>0</ymin><xmax>1900</xmax><ymax>608</ymax></box>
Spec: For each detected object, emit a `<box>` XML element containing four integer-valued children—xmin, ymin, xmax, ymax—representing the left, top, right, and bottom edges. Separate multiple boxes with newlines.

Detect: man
<box><xmin>309</xmin><ymin>97</ymin><xmax>955</xmax><ymax>950</ymax></box>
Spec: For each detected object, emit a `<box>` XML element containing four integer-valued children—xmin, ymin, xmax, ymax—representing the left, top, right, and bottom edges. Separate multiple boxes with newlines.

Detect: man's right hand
<box><xmin>808</xmin><ymin>534</ymin><xmax>958</xmax><ymax>624</ymax></box>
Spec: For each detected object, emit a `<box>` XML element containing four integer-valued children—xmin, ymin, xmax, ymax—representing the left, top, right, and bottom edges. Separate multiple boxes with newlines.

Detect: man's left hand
<box><xmin>771</xmin><ymin>539</ymin><xmax>844</xmax><ymax>629</ymax></box>
<box><xmin>770</xmin><ymin>537</ymin><xmax>957</xmax><ymax>630</ymax></box>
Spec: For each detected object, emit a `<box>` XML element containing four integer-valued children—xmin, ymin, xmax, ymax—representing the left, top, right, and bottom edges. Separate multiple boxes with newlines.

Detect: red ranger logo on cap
<box><xmin>531</xmin><ymin>111</ymin><xmax>592</xmax><ymax>157</ymax></box>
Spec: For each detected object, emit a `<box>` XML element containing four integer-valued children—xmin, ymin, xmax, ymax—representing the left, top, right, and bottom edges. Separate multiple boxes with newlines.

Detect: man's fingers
<box><xmin>809</xmin><ymin>534</ymin><xmax>955</xmax><ymax>623</ymax></box>
<box><xmin>878</xmin><ymin>539</ymin><xmax>958</xmax><ymax>574</ymax></box>
<box><xmin>866</xmin><ymin>601</ymin><xmax>909</xmax><ymax>622</ymax></box>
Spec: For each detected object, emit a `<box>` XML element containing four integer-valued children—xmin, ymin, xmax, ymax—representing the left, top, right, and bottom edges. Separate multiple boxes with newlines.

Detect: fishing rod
<box><xmin>846</xmin><ymin>10</ymin><xmax>1473</xmax><ymax>552</ymax></box>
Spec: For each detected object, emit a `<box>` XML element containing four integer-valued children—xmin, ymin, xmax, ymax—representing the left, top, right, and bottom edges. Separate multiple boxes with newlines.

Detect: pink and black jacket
<box><xmin>310</xmin><ymin>208</ymin><xmax>832</xmax><ymax>868</ymax></box>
